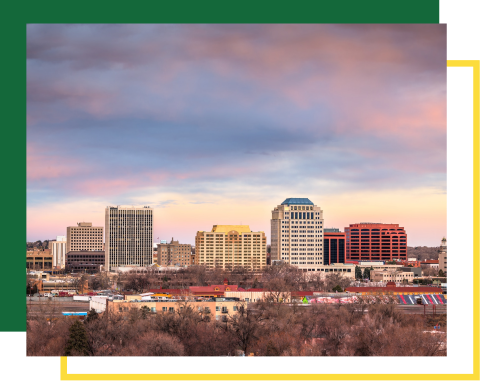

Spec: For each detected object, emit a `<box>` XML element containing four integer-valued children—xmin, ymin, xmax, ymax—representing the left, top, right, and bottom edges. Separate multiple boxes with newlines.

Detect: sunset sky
<box><xmin>27</xmin><ymin>24</ymin><xmax>447</xmax><ymax>246</ymax></box>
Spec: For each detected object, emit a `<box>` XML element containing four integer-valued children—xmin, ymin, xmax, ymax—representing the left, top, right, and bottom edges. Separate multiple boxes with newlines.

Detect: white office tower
<box><xmin>271</xmin><ymin>198</ymin><xmax>324</xmax><ymax>270</ymax></box>
<box><xmin>49</xmin><ymin>236</ymin><xmax>67</xmax><ymax>268</ymax></box>
<box><xmin>105</xmin><ymin>206</ymin><xmax>153</xmax><ymax>271</ymax></box>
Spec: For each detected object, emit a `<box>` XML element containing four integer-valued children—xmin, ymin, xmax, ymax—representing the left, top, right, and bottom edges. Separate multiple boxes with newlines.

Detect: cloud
<box><xmin>26</xmin><ymin>24</ymin><xmax>447</xmax><ymax>245</ymax></box>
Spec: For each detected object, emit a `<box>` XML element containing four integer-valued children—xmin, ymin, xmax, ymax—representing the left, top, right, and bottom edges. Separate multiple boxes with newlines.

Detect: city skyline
<box><xmin>27</xmin><ymin>24</ymin><xmax>447</xmax><ymax>246</ymax></box>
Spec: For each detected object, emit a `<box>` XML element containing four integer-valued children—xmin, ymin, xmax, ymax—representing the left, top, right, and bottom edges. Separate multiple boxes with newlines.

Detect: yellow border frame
<box><xmin>5</xmin><ymin>60</ymin><xmax>481</xmax><ymax>382</ymax></box>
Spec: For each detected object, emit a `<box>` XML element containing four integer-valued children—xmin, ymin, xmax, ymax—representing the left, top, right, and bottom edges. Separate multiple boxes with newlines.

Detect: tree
<box><xmin>324</xmin><ymin>273</ymin><xmax>351</xmax><ymax>292</ymax></box>
<box><xmin>332</xmin><ymin>285</ymin><xmax>343</xmax><ymax>293</ymax></box>
<box><xmin>85</xmin><ymin>308</ymin><xmax>99</xmax><ymax>324</ymax></box>
<box><xmin>362</xmin><ymin>267</ymin><xmax>373</xmax><ymax>280</ymax></box>
<box><xmin>89</xmin><ymin>273</ymin><xmax>111</xmax><ymax>291</ymax></box>
<box><xmin>64</xmin><ymin>320</ymin><xmax>92</xmax><ymax>356</ymax></box>
<box><xmin>438</xmin><ymin>269</ymin><xmax>445</xmax><ymax>277</ymax></box>
<box><xmin>228</xmin><ymin>304</ymin><xmax>265</xmax><ymax>354</ymax></box>
<box><xmin>355</xmin><ymin>266</ymin><xmax>362</xmax><ymax>280</ymax></box>
<box><xmin>140</xmin><ymin>306</ymin><xmax>151</xmax><ymax>319</ymax></box>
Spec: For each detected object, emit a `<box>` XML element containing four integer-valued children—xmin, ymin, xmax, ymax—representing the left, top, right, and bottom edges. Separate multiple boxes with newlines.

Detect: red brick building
<box><xmin>345</xmin><ymin>223</ymin><xmax>407</xmax><ymax>262</ymax></box>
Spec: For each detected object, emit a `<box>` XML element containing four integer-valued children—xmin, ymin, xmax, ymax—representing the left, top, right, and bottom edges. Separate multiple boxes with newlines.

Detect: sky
<box><xmin>27</xmin><ymin>24</ymin><xmax>447</xmax><ymax>246</ymax></box>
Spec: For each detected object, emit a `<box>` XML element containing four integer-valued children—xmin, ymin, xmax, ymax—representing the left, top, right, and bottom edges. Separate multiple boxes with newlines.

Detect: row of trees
<box><xmin>116</xmin><ymin>264</ymin><xmax>353</xmax><ymax>293</ymax></box>
<box><xmin>27</xmin><ymin>299</ymin><xmax>446</xmax><ymax>357</ymax></box>
<box><xmin>27</xmin><ymin>240</ymin><xmax>51</xmax><ymax>250</ymax></box>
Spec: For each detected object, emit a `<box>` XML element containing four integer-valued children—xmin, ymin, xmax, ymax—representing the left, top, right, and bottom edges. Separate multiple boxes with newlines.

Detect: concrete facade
<box><xmin>49</xmin><ymin>236</ymin><xmax>67</xmax><ymax>268</ymax></box>
<box><xmin>66</xmin><ymin>251</ymin><xmax>105</xmax><ymax>273</ymax></box>
<box><xmin>107</xmin><ymin>299</ymin><xmax>244</xmax><ymax>321</ymax></box>
<box><xmin>67</xmin><ymin>222</ymin><xmax>103</xmax><ymax>253</ymax></box>
<box><xmin>26</xmin><ymin>249</ymin><xmax>52</xmax><ymax>271</ymax></box>
<box><xmin>157</xmin><ymin>238</ymin><xmax>193</xmax><ymax>267</ymax></box>
<box><xmin>438</xmin><ymin>238</ymin><xmax>447</xmax><ymax>274</ymax></box>
<box><xmin>270</xmin><ymin>198</ymin><xmax>324</xmax><ymax>270</ymax></box>
<box><xmin>195</xmin><ymin>225</ymin><xmax>266</xmax><ymax>271</ymax></box>
<box><xmin>370</xmin><ymin>270</ymin><xmax>414</xmax><ymax>283</ymax></box>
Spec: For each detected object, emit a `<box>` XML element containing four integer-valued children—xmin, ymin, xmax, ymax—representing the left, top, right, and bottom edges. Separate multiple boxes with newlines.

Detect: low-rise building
<box><xmin>421</xmin><ymin>260</ymin><xmax>439</xmax><ymax>269</ymax></box>
<box><xmin>400</xmin><ymin>266</ymin><xmax>422</xmax><ymax>277</ymax></box>
<box><xmin>370</xmin><ymin>270</ymin><xmax>414</xmax><ymax>283</ymax></box>
<box><xmin>26</xmin><ymin>249</ymin><xmax>53</xmax><ymax>271</ymax></box>
<box><xmin>66</xmin><ymin>251</ymin><xmax>105</xmax><ymax>274</ymax></box>
<box><xmin>106</xmin><ymin>298</ymin><xmax>244</xmax><ymax>321</ymax></box>
<box><xmin>346</xmin><ymin>285</ymin><xmax>443</xmax><ymax>295</ymax></box>
<box><xmin>347</xmin><ymin>260</ymin><xmax>404</xmax><ymax>272</ymax></box>
<box><xmin>157</xmin><ymin>238</ymin><xmax>193</xmax><ymax>267</ymax></box>
<box><xmin>304</xmin><ymin>263</ymin><xmax>356</xmax><ymax>278</ymax></box>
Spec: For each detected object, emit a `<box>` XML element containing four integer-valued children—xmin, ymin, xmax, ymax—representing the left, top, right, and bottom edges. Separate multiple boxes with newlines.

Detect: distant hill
<box><xmin>407</xmin><ymin>246</ymin><xmax>439</xmax><ymax>261</ymax></box>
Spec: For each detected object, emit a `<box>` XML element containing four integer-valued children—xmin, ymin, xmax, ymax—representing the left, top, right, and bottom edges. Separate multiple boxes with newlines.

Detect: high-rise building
<box><xmin>105</xmin><ymin>206</ymin><xmax>153</xmax><ymax>271</ymax></box>
<box><xmin>345</xmin><ymin>223</ymin><xmax>407</xmax><ymax>261</ymax></box>
<box><xmin>67</xmin><ymin>222</ymin><xmax>103</xmax><ymax>253</ymax></box>
<box><xmin>270</xmin><ymin>198</ymin><xmax>324</xmax><ymax>270</ymax></box>
<box><xmin>49</xmin><ymin>236</ymin><xmax>67</xmax><ymax>268</ymax></box>
<box><xmin>195</xmin><ymin>225</ymin><xmax>266</xmax><ymax>271</ymax></box>
<box><xmin>323</xmin><ymin>229</ymin><xmax>346</xmax><ymax>265</ymax></box>
<box><xmin>157</xmin><ymin>238</ymin><xmax>193</xmax><ymax>267</ymax></box>
<box><xmin>439</xmin><ymin>240</ymin><xmax>473</xmax><ymax>278</ymax></box>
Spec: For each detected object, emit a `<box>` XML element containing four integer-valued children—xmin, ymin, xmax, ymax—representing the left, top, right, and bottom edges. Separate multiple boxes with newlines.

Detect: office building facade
<box><xmin>323</xmin><ymin>229</ymin><xmax>346</xmax><ymax>265</ymax></box>
<box><xmin>49</xmin><ymin>235</ymin><xmax>67</xmax><ymax>268</ymax></box>
<box><xmin>66</xmin><ymin>251</ymin><xmax>105</xmax><ymax>274</ymax></box>
<box><xmin>438</xmin><ymin>237</ymin><xmax>447</xmax><ymax>274</ymax></box>
<box><xmin>270</xmin><ymin>198</ymin><xmax>324</xmax><ymax>270</ymax></box>
<box><xmin>195</xmin><ymin>225</ymin><xmax>266</xmax><ymax>271</ymax></box>
<box><xmin>345</xmin><ymin>223</ymin><xmax>407</xmax><ymax>261</ymax></box>
<box><xmin>105</xmin><ymin>206</ymin><xmax>153</xmax><ymax>271</ymax></box>
<box><xmin>157</xmin><ymin>238</ymin><xmax>193</xmax><ymax>267</ymax></box>
<box><xmin>67</xmin><ymin>222</ymin><xmax>104</xmax><ymax>253</ymax></box>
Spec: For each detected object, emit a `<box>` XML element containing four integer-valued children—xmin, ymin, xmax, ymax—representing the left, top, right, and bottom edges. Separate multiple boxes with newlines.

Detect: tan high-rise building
<box><xmin>157</xmin><ymin>238</ymin><xmax>193</xmax><ymax>267</ymax></box>
<box><xmin>105</xmin><ymin>206</ymin><xmax>153</xmax><ymax>271</ymax></box>
<box><xmin>271</xmin><ymin>198</ymin><xmax>324</xmax><ymax>270</ymax></box>
<box><xmin>67</xmin><ymin>222</ymin><xmax>103</xmax><ymax>253</ymax></box>
<box><xmin>195</xmin><ymin>225</ymin><xmax>266</xmax><ymax>271</ymax></box>
<box><xmin>439</xmin><ymin>237</ymin><xmax>447</xmax><ymax>275</ymax></box>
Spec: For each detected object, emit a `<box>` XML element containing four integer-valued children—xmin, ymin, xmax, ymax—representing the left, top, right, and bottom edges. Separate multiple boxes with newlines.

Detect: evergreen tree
<box><xmin>85</xmin><ymin>308</ymin><xmax>99</xmax><ymax>324</ymax></box>
<box><xmin>332</xmin><ymin>285</ymin><xmax>343</xmax><ymax>293</ymax></box>
<box><xmin>64</xmin><ymin>320</ymin><xmax>92</xmax><ymax>356</ymax></box>
<box><xmin>140</xmin><ymin>305</ymin><xmax>151</xmax><ymax>319</ymax></box>
<box><xmin>355</xmin><ymin>266</ymin><xmax>362</xmax><ymax>279</ymax></box>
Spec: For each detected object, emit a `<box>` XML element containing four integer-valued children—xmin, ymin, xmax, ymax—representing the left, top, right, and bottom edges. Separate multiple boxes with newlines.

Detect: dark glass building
<box><xmin>66</xmin><ymin>251</ymin><xmax>105</xmax><ymax>274</ymax></box>
<box><xmin>323</xmin><ymin>229</ymin><xmax>346</xmax><ymax>265</ymax></box>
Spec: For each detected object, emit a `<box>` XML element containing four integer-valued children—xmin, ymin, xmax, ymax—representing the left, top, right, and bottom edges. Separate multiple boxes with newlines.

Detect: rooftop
<box><xmin>211</xmin><ymin>225</ymin><xmax>252</xmax><ymax>234</ymax></box>
<box><xmin>281</xmin><ymin>198</ymin><xmax>314</xmax><ymax>206</ymax></box>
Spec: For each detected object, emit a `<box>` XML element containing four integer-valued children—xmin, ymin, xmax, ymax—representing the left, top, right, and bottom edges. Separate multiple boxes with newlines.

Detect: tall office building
<box><xmin>67</xmin><ymin>222</ymin><xmax>104</xmax><ymax>253</ymax></box>
<box><xmin>105</xmin><ymin>206</ymin><xmax>153</xmax><ymax>271</ymax></box>
<box><xmin>49</xmin><ymin>236</ymin><xmax>67</xmax><ymax>268</ymax></box>
<box><xmin>345</xmin><ymin>223</ymin><xmax>407</xmax><ymax>261</ymax></box>
<box><xmin>270</xmin><ymin>198</ymin><xmax>324</xmax><ymax>270</ymax></box>
<box><xmin>323</xmin><ymin>229</ymin><xmax>346</xmax><ymax>265</ymax></box>
<box><xmin>438</xmin><ymin>237</ymin><xmax>447</xmax><ymax>274</ymax></box>
<box><xmin>195</xmin><ymin>225</ymin><xmax>266</xmax><ymax>271</ymax></box>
